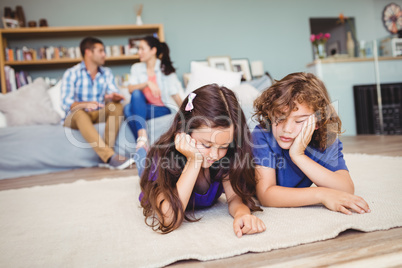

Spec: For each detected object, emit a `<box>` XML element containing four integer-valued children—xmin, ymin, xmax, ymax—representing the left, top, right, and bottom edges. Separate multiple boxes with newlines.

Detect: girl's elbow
<box><xmin>158</xmin><ymin>201</ymin><xmax>183</xmax><ymax>233</ymax></box>
<box><xmin>160</xmin><ymin>216</ymin><xmax>182</xmax><ymax>232</ymax></box>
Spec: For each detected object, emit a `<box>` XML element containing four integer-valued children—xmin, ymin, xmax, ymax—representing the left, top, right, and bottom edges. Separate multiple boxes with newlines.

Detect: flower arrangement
<box><xmin>310</xmin><ymin>33</ymin><xmax>331</xmax><ymax>59</ymax></box>
<box><xmin>310</xmin><ymin>33</ymin><xmax>331</xmax><ymax>46</ymax></box>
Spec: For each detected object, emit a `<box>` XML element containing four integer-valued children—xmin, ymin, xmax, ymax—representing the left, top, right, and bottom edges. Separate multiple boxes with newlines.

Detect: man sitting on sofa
<box><xmin>61</xmin><ymin>36</ymin><xmax>133</xmax><ymax>170</ymax></box>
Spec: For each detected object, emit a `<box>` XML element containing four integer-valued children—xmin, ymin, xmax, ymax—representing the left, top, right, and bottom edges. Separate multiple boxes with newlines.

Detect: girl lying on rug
<box><xmin>252</xmin><ymin>72</ymin><xmax>371</xmax><ymax>215</ymax></box>
<box><xmin>138</xmin><ymin>84</ymin><xmax>266</xmax><ymax>237</ymax></box>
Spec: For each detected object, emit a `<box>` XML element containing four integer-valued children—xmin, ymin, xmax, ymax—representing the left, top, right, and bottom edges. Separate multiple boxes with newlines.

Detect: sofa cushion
<box><xmin>184</xmin><ymin>61</ymin><xmax>242</xmax><ymax>97</ymax></box>
<box><xmin>0</xmin><ymin>112</ymin><xmax>175</xmax><ymax>180</ymax></box>
<box><xmin>47</xmin><ymin>80</ymin><xmax>66</xmax><ymax>119</ymax></box>
<box><xmin>0</xmin><ymin>111</ymin><xmax>7</xmax><ymax>128</ymax></box>
<box><xmin>0</xmin><ymin>78</ymin><xmax>61</xmax><ymax>126</ymax></box>
<box><xmin>230</xmin><ymin>83</ymin><xmax>261</xmax><ymax>130</ymax></box>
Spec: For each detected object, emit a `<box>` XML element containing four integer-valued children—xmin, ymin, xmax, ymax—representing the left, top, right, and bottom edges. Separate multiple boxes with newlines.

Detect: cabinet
<box><xmin>354</xmin><ymin>83</ymin><xmax>402</xmax><ymax>135</ymax></box>
<box><xmin>0</xmin><ymin>24</ymin><xmax>165</xmax><ymax>94</ymax></box>
<box><xmin>306</xmin><ymin>57</ymin><xmax>402</xmax><ymax>135</ymax></box>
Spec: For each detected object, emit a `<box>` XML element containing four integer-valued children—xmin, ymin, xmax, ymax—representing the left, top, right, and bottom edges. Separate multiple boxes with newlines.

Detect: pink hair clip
<box><xmin>185</xmin><ymin>93</ymin><xmax>197</xmax><ymax>112</ymax></box>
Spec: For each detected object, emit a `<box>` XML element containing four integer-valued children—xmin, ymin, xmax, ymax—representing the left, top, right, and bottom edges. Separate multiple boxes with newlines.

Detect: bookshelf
<box><xmin>0</xmin><ymin>24</ymin><xmax>165</xmax><ymax>94</ymax></box>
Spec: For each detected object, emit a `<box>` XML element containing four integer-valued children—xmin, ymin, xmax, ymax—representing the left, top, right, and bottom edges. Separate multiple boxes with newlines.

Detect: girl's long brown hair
<box><xmin>253</xmin><ymin>72</ymin><xmax>342</xmax><ymax>150</ymax></box>
<box><xmin>140</xmin><ymin>84</ymin><xmax>261</xmax><ymax>234</ymax></box>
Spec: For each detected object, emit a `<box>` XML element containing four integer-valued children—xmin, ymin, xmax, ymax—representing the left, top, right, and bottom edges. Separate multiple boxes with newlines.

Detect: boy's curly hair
<box><xmin>253</xmin><ymin>72</ymin><xmax>342</xmax><ymax>150</ymax></box>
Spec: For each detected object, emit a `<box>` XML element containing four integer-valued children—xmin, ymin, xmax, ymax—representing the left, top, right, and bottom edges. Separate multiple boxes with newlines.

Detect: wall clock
<box><xmin>382</xmin><ymin>3</ymin><xmax>402</xmax><ymax>34</ymax></box>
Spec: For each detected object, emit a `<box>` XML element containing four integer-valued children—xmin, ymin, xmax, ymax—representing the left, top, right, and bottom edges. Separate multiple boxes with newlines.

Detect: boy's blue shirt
<box><xmin>252</xmin><ymin>124</ymin><xmax>348</xmax><ymax>188</ymax></box>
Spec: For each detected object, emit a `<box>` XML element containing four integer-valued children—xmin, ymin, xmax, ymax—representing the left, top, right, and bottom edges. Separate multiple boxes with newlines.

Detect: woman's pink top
<box><xmin>142</xmin><ymin>75</ymin><xmax>164</xmax><ymax>106</ymax></box>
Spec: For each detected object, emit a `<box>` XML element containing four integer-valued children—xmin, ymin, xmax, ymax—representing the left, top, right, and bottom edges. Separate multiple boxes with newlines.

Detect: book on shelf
<box><xmin>8</xmin><ymin>67</ymin><xmax>16</xmax><ymax>92</ymax></box>
<box><xmin>5</xmin><ymin>42</ymin><xmax>140</xmax><ymax>63</ymax></box>
<box><xmin>15</xmin><ymin>71</ymin><xmax>21</xmax><ymax>88</ymax></box>
<box><xmin>3</xmin><ymin>66</ymin><xmax>32</xmax><ymax>92</ymax></box>
<box><xmin>4</xmin><ymin>46</ymin><xmax>83</xmax><ymax>62</ymax></box>
<box><xmin>4</xmin><ymin>66</ymin><xmax>11</xmax><ymax>92</ymax></box>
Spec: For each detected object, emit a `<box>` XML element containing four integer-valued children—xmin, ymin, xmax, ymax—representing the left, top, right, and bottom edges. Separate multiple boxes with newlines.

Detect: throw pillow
<box><xmin>47</xmin><ymin>80</ymin><xmax>66</xmax><ymax>119</ymax></box>
<box><xmin>184</xmin><ymin>61</ymin><xmax>242</xmax><ymax>97</ymax></box>
<box><xmin>0</xmin><ymin>111</ymin><xmax>7</xmax><ymax>128</ymax></box>
<box><xmin>0</xmin><ymin>78</ymin><xmax>62</xmax><ymax>126</ymax></box>
<box><xmin>230</xmin><ymin>83</ymin><xmax>261</xmax><ymax>130</ymax></box>
<box><xmin>243</xmin><ymin>73</ymin><xmax>273</xmax><ymax>92</ymax></box>
<box><xmin>230</xmin><ymin>83</ymin><xmax>261</xmax><ymax>108</ymax></box>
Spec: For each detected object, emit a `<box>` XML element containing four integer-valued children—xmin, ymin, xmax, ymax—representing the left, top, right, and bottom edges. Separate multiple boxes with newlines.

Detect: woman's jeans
<box><xmin>124</xmin><ymin>90</ymin><xmax>171</xmax><ymax>139</ymax></box>
<box><xmin>133</xmin><ymin>147</ymin><xmax>147</xmax><ymax>177</ymax></box>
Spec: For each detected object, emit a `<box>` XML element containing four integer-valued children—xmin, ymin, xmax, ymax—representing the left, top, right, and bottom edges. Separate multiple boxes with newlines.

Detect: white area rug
<box><xmin>1</xmin><ymin>154</ymin><xmax>402</xmax><ymax>267</ymax></box>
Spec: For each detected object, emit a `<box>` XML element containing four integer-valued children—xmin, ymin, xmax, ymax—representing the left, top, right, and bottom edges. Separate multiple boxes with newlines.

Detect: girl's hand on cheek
<box><xmin>233</xmin><ymin>214</ymin><xmax>266</xmax><ymax>238</ymax></box>
<box><xmin>290</xmin><ymin>114</ymin><xmax>316</xmax><ymax>158</ymax></box>
<box><xmin>174</xmin><ymin>133</ymin><xmax>203</xmax><ymax>162</ymax></box>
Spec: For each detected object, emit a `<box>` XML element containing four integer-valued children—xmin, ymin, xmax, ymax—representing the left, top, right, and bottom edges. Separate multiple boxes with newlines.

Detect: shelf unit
<box><xmin>0</xmin><ymin>24</ymin><xmax>164</xmax><ymax>94</ymax></box>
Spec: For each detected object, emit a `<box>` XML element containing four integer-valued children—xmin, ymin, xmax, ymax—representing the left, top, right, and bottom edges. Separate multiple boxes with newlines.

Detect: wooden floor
<box><xmin>1</xmin><ymin>135</ymin><xmax>402</xmax><ymax>267</ymax></box>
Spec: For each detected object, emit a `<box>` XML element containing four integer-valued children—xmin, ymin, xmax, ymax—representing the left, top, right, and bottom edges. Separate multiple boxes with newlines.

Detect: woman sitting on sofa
<box><xmin>124</xmin><ymin>36</ymin><xmax>183</xmax><ymax>150</ymax></box>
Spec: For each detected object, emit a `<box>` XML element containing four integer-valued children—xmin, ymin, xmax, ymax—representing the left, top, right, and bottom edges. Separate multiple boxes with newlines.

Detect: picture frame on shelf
<box><xmin>2</xmin><ymin>17</ymin><xmax>19</xmax><ymax>29</ymax></box>
<box><xmin>231</xmin><ymin>59</ymin><xmax>252</xmax><ymax>81</ymax></box>
<box><xmin>207</xmin><ymin>56</ymin><xmax>232</xmax><ymax>71</ymax></box>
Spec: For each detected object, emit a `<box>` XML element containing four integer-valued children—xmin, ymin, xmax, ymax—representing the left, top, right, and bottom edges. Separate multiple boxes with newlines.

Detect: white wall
<box><xmin>2</xmin><ymin>0</ymin><xmax>401</xmax><ymax>81</ymax></box>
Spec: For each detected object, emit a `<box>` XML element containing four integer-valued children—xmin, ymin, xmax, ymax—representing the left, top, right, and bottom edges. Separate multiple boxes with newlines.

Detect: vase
<box><xmin>347</xmin><ymin>31</ymin><xmax>355</xmax><ymax>58</ymax></box>
<box><xmin>16</xmin><ymin>6</ymin><xmax>26</xmax><ymax>27</ymax></box>
<box><xmin>314</xmin><ymin>43</ymin><xmax>326</xmax><ymax>59</ymax></box>
<box><xmin>136</xmin><ymin>15</ymin><xmax>143</xmax><ymax>25</ymax></box>
<box><xmin>359</xmin><ymin>40</ymin><xmax>366</xmax><ymax>58</ymax></box>
<box><xmin>318</xmin><ymin>43</ymin><xmax>326</xmax><ymax>59</ymax></box>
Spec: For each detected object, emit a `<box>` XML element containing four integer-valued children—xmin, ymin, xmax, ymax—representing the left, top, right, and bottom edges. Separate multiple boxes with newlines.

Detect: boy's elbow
<box><xmin>336</xmin><ymin>170</ymin><xmax>355</xmax><ymax>194</ymax></box>
<box><xmin>256</xmin><ymin>189</ymin><xmax>275</xmax><ymax>207</ymax></box>
<box><xmin>346</xmin><ymin>181</ymin><xmax>355</xmax><ymax>194</ymax></box>
<box><xmin>343</xmin><ymin>173</ymin><xmax>355</xmax><ymax>194</ymax></box>
<box><xmin>337</xmin><ymin>180</ymin><xmax>354</xmax><ymax>195</ymax></box>
<box><xmin>259</xmin><ymin>198</ymin><xmax>271</xmax><ymax>207</ymax></box>
<box><xmin>259</xmin><ymin>197</ymin><xmax>277</xmax><ymax>207</ymax></box>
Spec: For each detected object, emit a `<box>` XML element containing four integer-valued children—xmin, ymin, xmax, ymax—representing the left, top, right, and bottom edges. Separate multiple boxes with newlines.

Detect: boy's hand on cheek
<box><xmin>290</xmin><ymin>114</ymin><xmax>316</xmax><ymax>158</ymax></box>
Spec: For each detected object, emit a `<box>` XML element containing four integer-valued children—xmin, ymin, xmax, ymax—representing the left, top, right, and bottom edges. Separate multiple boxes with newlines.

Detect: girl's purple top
<box><xmin>139</xmin><ymin>164</ymin><xmax>224</xmax><ymax>209</ymax></box>
<box><xmin>188</xmin><ymin>180</ymin><xmax>224</xmax><ymax>209</ymax></box>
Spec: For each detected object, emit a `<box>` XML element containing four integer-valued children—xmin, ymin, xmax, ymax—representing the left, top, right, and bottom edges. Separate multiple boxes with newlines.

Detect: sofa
<box><xmin>0</xmin><ymin>64</ymin><xmax>272</xmax><ymax>180</ymax></box>
<box><xmin>0</xmin><ymin>78</ymin><xmax>174</xmax><ymax>180</ymax></box>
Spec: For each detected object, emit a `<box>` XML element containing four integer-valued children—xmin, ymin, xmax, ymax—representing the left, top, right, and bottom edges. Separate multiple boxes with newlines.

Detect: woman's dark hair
<box><xmin>142</xmin><ymin>36</ymin><xmax>176</xmax><ymax>76</ymax></box>
<box><xmin>253</xmin><ymin>72</ymin><xmax>342</xmax><ymax>150</ymax></box>
<box><xmin>140</xmin><ymin>84</ymin><xmax>261</xmax><ymax>234</ymax></box>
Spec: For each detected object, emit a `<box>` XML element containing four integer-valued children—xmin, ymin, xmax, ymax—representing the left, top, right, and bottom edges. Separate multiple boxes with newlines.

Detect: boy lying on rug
<box><xmin>138</xmin><ymin>84</ymin><xmax>266</xmax><ymax>237</ymax></box>
<box><xmin>252</xmin><ymin>72</ymin><xmax>371</xmax><ymax>215</ymax></box>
